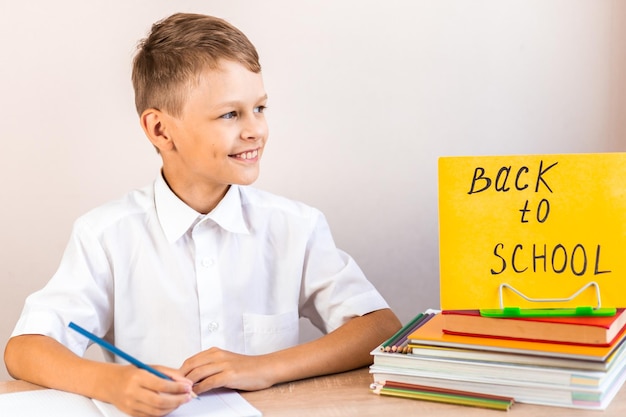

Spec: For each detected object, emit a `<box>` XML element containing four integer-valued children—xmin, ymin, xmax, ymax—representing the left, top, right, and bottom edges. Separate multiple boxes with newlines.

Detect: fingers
<box><xmin>179</xmin><ymin>347</ymin><xmax>220</xmax><ymax>376</ymax></box>
<box><xmin>133</xmin><ymin>386</ymin><xmax>192</xmax><ymax>416</ymax></box>
<box><xmin>153</xmin><ymin>365</ymin><xmax>199</xmax><ymax>400</ymax></box>
<box><xmin>180</xmin><ymin>347</ymin><xmax>222</xmax><ymax>382</ymax></box>
<box><xmin>152</xmin><ymin>365</ymin><xmax>194</xmax><ymax>388</ymax></box>
<box><xmin>179</xmin><ymin>348</ymin><xmax>274</xmax><ymax>393</ymax></box>
<box><xmin>183</xmin><ymin>361</ymin><xmax>224</xmax><ymax>393</ymax></box>
<box><xmin>113</xmin><ymin>366</ymin><xmax>194</xmax><ymax>417</ymax></box>
<box><xmin>180</xmin><ymin>348</ymin><xmax>234</xmax><ymax>393</ymax></box>
<box><xmin>188</xmin><ymin>364</ymin><xmax>228</xmax><ymax>394</ymax></box>
<box><xmin>126</xmin><ymin>391</ymin><xmax>190</xmax><ymax>417</ymax></box>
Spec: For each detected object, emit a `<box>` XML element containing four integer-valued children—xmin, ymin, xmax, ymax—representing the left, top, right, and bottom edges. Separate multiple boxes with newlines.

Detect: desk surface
<box><xmin>2</xmin><ymin>367</ymin><xmax>626</xmax><ymax>417</ymax></box>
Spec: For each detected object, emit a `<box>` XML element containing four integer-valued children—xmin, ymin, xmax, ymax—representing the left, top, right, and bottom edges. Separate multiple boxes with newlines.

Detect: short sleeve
<box><xmin>11</xmin><ymin>217</ymin><xmax>114</xmax><ymax>357</ymax></box>
<box><xmin>298</xmin><ymin>210</ymin><xmax>389</xmax><ymax>333</ymax></box>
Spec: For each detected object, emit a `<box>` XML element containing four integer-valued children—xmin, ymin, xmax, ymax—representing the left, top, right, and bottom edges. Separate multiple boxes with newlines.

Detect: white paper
<box><xmin>0</xmin><ymin>389</ymin><xmax>103</xmax><ymax>416</ymax></box>
<box><xmin>0</xmin><ymin>388</ymin><xmax>262</xmax><ymax>417</ymax></box>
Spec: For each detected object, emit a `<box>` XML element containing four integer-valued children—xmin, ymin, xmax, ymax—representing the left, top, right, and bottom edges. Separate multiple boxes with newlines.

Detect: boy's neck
<box><xmin>161</xmin><ymin>170</ymin><xmax>229</xmax><ymax>215</ymax></box>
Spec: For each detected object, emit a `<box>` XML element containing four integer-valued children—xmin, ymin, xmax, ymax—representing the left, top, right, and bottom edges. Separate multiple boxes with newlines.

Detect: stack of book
<box><xmin>370</xmin><ymin>308</ymin><xmax>626</xmax><ymax>410</ymax></box>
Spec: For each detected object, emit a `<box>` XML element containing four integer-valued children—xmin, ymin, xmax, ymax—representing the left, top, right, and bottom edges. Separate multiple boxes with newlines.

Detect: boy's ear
<box><xmin>140</xmin><ymin>108</ymin><xmax>175</xmax><ymax>152</ymax></box>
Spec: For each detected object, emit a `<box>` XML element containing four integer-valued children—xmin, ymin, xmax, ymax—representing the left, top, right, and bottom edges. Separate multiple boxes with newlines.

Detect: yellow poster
<box><xmin>438</xmin><ymin>153</ymin><xmax>626</xmax><ymax>310</ymax></box>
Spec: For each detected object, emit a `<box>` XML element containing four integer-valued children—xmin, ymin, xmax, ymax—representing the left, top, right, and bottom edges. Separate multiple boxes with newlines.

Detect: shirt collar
<box><xmin>154</xmin><ymin>174</ymin><xmax>250</xmax><ymax>243</ymax></box>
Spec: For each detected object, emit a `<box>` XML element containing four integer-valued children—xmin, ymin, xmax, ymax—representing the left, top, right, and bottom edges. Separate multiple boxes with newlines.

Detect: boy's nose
<box><xmin>241</xmin><ymin>114</ymin><xmax>268</xmax><ymax>141</ymax></box>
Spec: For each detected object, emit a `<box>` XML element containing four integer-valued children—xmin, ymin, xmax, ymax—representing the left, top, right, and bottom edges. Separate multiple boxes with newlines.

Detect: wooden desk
<box><xmin>2</xmin><ymin>368</ymin><xmax>626</xmax><ymax>416</ymax></box>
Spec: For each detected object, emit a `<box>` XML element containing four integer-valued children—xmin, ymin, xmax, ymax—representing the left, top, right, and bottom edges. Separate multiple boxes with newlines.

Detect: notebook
<box><xmin>0</xmin><ymin>388</ymin><xmax>262</xmax><ymax>417</ymax></box>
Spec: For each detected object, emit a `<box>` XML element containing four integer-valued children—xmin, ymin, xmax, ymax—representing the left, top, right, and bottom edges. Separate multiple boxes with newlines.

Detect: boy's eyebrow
<box><xmin>217</xmin><ymin>94</ymin><xmax>268</xmax><ymax>108</ymax></box>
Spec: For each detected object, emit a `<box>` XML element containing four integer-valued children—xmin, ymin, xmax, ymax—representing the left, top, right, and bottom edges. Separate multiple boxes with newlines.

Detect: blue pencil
<box><xmin>68</xmin><ymin>322</ymin><xmax>198</xmax><ymax>399</ymax></box>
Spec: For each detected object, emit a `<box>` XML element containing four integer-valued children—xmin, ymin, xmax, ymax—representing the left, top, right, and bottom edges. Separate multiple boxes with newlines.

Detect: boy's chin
<box><xmin>230</xmin><ymin>167</ymin><xmax>261</xmax><ymax>186</ymax></box>
<box><xmin>232</xmin><ymin>176</ymin><xmax>259</xmax><ymax>186</ymax></box>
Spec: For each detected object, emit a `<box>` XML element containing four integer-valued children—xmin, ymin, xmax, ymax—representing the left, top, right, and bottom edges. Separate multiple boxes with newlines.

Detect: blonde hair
<box><xmin>132</xmin><ymin>13</ymin><xmax>261</xmax><ymax>117</ymax></box>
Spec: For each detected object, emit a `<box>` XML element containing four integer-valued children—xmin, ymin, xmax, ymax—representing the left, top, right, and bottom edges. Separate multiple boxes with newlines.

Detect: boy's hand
<box><xmin>5</xmin><ymin>335</ymin><xmax>197</xmax><ymax>417</ymax></box>
<box><xmin>179</xmin><ymin>310</ymin><xmax>401</xmax><ymax>396</ymax></box>
<box><xmin>180</xmin><ymin>348</ymin><xmax>275</xmax><ymax>393</ymax></box>
<box><xmin>106</xmin><ymin>365</ymin><xmax>194</xmax><ymax>417</ymax></box>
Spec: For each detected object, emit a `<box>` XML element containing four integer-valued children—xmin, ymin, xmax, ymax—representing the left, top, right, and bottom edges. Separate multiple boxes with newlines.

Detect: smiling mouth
<box><xmin>230</xmin><ymin>149</ymin><xmax>259</xmax><ymax>160</ymax></box>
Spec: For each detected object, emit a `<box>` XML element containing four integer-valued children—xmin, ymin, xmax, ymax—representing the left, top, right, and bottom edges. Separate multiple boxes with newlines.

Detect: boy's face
<box><xmin>159</xmin><ymin>60</ymin><xmax>268</xmax><ymax>195</ymax></box>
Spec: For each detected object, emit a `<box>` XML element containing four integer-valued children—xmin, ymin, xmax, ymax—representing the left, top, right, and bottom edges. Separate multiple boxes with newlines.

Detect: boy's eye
<box><xmin>254</xmin><ymin>106</ymin><xmax>267</xmax><ymax>114</ymax></box>
<box><xmin>221</xmin><ymin>111</ymin><xmax>237</xmax><ymax>119</ymax></box>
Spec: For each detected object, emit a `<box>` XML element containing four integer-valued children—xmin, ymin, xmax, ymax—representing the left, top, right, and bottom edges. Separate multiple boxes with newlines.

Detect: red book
<box><xmin>442</xmin><ymin>309</ymin><xmax>626</xmax><ymax>346</ymax></box>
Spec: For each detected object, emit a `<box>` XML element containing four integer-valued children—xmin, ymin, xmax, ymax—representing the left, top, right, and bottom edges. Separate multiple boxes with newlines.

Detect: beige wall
<box><xmin>610</xmin><ymin>0</ymin><xmax>626</xmax><ymax>149</ymax></box>
<box><xmin>1</xmin><ymin>0</ymin><xmax>625</xmax><ymax>381</ymax></box>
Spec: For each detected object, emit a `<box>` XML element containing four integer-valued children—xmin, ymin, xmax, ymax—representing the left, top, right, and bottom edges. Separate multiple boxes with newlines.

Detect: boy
<box><xmin>4</xmin><ymin>13</ymin><xmax>401</xmax><ymax>417</ymax></box>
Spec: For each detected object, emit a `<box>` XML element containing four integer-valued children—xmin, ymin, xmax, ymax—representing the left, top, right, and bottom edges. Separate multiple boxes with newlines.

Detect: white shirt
<box><xmin>12</xmin><ymin>175</ymin><xmax>388</xmax><ymax>367</ymax></box>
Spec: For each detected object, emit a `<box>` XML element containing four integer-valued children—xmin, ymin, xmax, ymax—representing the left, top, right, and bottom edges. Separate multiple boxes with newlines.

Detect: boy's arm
<box><xmin>181</xmin><ymin>308</ymin><xmax>402</xmax><ymax>392</ymax></box>
<box><xmin>4</xmin><ymin>334</ymin><xmax>194</xmax><ymax>417</ymax></box>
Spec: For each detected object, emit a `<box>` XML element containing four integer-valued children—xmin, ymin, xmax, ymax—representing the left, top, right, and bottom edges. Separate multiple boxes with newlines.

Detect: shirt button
<box><xmin>201</xmin><ymin>257</ymin><xmax>214</xmax><ymax>267</ymax></box>
<box><xmin>207</xmin><ymin>321</ymin><xmax>219</xmax><ymax>332</ymax></box>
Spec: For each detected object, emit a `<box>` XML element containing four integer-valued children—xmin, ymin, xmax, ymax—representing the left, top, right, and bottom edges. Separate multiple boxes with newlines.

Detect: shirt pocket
<box><xmin>242</xmin><ymin>310</ymin><xmax>299</xmax><ymax>355</ymax></box>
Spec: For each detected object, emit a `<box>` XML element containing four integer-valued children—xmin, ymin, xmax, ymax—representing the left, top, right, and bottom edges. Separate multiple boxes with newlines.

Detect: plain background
<box><xmin>1</xmin><ymin>1</ymin><xmax>625</xmax><ymax>381</ymax></box>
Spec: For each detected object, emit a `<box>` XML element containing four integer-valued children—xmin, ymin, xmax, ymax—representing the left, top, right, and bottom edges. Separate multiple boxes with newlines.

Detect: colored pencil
<box><xmin>381</xmin><ymin>313</ymin><xmax>424</xmax><ymax>350</ymax></box>
<box><xmin>391</xmin><ymin>312</ymin><xmax>436</xmax><ymax>352</ymax></box>
<box><xmin>371</xmin><ymin>381</ymin><xmax>514</xmax><ymax>411</ymax></box>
